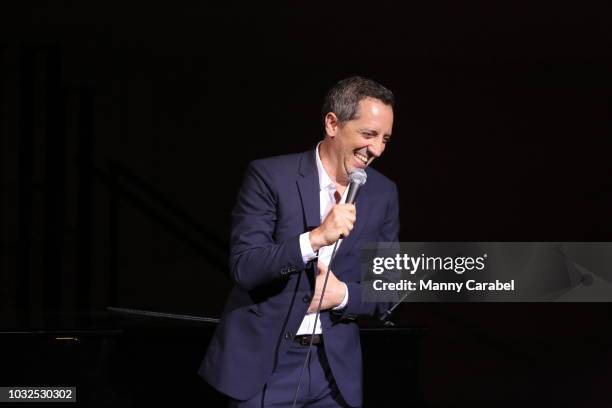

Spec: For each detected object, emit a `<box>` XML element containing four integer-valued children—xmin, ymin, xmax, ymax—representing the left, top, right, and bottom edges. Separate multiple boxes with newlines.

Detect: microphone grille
<box><xmin>349</xmin><ymin>169</ymin><xmax>367</xmax><ymax>185</ymax></box>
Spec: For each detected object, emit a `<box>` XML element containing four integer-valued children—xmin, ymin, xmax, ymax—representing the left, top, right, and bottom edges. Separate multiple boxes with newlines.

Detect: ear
<box><xmin>324</xmin><ymin>112</ymin><xmax>340</xmax><ymax>138</ymax></box>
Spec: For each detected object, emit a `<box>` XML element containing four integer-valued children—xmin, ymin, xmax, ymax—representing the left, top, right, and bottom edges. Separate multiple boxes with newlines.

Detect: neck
<box><xmin>319</xmin><ymin>139</ymin><xmax>349</xmax><ymax>187</ymax></box>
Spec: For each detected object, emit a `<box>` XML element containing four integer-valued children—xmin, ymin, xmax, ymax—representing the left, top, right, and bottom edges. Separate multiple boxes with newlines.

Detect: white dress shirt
<box><xmin>296</xmin><ymin>144</ymin><xmax>350</xmax><ymax>335</ymax></box>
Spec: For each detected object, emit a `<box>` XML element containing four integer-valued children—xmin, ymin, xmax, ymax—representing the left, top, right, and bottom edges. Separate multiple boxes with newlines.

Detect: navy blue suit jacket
<box><xmin>199</xmin><ymin>148</ymin><xmax>399</xmax><ymax>407</ymax></box>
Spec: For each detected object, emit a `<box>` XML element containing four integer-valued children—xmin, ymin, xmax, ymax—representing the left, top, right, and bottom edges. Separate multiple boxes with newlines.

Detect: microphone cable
<box><xmin>291</xmin><ymin>237</ymin><xmax>341</xmax><ymax>408</ymax></box>
<box><xmin>290</xmin><ymin>169</ymin><xmax>366</xmax><ymax>407</ymax></box>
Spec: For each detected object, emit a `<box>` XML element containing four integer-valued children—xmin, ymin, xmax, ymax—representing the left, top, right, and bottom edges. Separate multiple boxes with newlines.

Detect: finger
<box><xmin>337</xmin><ymin>211</ymin><xmax>355</xmax><ymax>225</ymax></box>
<box><xmin>341</xmin><ymin>221</ymin><xmax>353</xmax><ymax>233</ymax></box>
<box><xmin>338</xmin><ymin>204</ymin><xmax>355</xmax><ymax>214</ymax></box>
<box><xmin>309</xmin><ymin>297</ymin><xmax>320</xmax><ymax>312</ymax></box>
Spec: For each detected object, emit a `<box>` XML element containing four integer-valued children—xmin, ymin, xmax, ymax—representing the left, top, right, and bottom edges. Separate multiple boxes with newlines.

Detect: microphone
<box><xmin>345</xmin><ymin>168</ymin><xmax>367</xmax><ymax>204</ymax></box>
<box><xmin>339</xmin><ymin>169</ymin><xmax>367</xmax><ymax>239</ymax></box>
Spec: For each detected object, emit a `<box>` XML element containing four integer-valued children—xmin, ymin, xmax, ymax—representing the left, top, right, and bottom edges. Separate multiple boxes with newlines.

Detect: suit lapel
<box><xmin>296</xmin><ymin>149</ymin><xmax>320</xmax><ymax>231</ymax></box>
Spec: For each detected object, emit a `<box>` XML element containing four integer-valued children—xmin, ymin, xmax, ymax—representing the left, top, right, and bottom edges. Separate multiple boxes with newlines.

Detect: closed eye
<box><xmin>359</xmin><ymin>130</ymin><xmax>377</xmax><ymax>138</ymax></box>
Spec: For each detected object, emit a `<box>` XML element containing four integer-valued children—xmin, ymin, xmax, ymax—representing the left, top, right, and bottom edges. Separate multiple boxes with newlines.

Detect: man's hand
<box><xmin>309</xmin><ymin>203</ymin><xmax>356</xmax><ymax>252</ymax></box>
<box><xmin>308</xmin><ymin>261</ymin><xmax>347</xmax><ymax>313</ymax></box>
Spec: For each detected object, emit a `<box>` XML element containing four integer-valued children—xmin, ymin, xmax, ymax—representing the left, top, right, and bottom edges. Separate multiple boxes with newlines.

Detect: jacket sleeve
<box><xmin>332</xmin><ymin>181</ymin><xmax>400</xmax><ymax>320</ymax></box>
<box><xmin>229</xmin><ymin>161</ymin><xmax>306</xmax><ymax>291</ymax></box>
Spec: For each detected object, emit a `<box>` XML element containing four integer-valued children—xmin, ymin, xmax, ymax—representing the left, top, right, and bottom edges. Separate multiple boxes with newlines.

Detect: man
<box><xmin>200</xmin><ymin>76</ymin><xmax>399</xmax><ymax>407</ymax></box>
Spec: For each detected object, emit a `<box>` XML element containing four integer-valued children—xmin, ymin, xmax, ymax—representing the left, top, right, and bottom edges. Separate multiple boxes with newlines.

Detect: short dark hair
<box><xmin>321</xmin><ymin>76</ymin><xmax>394</xmax><ymax>125</ymax></box>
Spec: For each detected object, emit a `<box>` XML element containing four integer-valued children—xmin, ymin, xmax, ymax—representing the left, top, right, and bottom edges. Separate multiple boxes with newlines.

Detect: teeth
<box><xmin>355</xmin><ymin>153</ymin><xmax>368</xmax><ymax>164</ymax></box>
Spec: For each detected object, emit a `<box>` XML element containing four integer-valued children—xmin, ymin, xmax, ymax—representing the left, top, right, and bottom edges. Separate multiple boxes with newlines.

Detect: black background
<box><xmin>1</xmin><ymin>1</ymin><xmax>612</xmax><ymax>406</ymax></box>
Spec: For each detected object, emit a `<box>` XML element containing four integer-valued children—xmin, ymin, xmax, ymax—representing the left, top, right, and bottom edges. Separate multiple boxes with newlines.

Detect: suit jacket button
<box><xmin>302</xmin><ymin>295</ymin><xmax>311</xmax><ymax>303</ymax></box>
<box><xmin>285</xmin><ymin>331</ymin><xmax>293</xmax><ymax>340</ymax></box>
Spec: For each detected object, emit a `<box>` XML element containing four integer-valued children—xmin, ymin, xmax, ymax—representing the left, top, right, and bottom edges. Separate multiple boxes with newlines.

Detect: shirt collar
<box><xmin>315</xmin><ymin>142</ymin><xmax>335</xmax><ymax>192</ymax></box>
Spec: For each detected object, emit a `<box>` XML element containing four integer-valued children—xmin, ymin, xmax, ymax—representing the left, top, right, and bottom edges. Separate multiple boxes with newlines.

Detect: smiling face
<box><xmin>321</xmin><ymin>97</ymin><xmax>394</xmax><ymax>184</ymax></box>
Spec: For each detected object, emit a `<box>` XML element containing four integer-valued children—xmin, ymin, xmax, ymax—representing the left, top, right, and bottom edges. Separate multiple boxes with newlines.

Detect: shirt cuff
<box><xmin>299</xmin><ymin>232</ymin><xmax>317</xmax><ymax>264</ymax></box>
<box><xmin>332</xmin><ymin>282</ymin><xmax>349</xmax><ymax>310</ymax></box>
